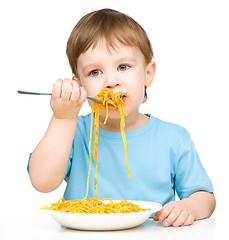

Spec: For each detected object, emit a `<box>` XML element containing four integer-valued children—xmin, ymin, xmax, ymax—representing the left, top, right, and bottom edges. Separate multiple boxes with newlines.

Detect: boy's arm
<box><xmin>154</xmin><ymin>191</ymin><xmax>216</xmax><ymax>227</ymax></box>
<box><xmin>29</xmin><ymin>78</ymin><xmax>87</xmax><ymax>193</ymax></box>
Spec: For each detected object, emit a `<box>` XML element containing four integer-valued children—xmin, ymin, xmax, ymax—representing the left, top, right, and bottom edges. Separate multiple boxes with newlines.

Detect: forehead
<box><xmin>90</xmin><ymin>37</ymin><xmax>126</xmax><ymax>54</ymax></box>
<box><xmin>78</xmin><ymin>38</ymin><xmax>144</xmax><ymax>64</ymax></box>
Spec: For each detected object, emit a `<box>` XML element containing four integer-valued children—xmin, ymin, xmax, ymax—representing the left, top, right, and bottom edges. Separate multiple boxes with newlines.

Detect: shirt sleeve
<box><xmin>27</xmin><ymin>153</ymin><xmax>32</xmax><ymax>173</ymax></box>
<box><xmin>175</xmin><ymin>132</ymin><xmax>214</xmax><ymax>199</ymax></box>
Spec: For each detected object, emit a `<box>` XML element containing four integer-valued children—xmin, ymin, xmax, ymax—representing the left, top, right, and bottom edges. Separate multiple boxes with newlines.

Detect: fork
<box><xmin>18</xmin><ymin>90</ymin><xmax>126</xmax><ymax>104</ymax></box>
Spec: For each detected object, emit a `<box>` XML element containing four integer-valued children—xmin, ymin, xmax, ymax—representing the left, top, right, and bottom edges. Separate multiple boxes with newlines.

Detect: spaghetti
<box><xmin>85</xmin><ymin>88</ymin><xmax>130</xmax><ymax>200</ymax></box>
<box><xmin>41</xmin><ymin>197</ymin><xmax>151</xmax><ymax>213</ymax></box>
<box><xmin>41</xmin><ymin>89</ymin><xmax>141</xmax><ymax>214</ymax></box>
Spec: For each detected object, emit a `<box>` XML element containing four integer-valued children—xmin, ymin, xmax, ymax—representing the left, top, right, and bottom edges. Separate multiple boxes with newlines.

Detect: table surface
<box><xmin>1</xmin><ymin>211</ymin><xmax>223</xmax><ymax>240</ymax></box>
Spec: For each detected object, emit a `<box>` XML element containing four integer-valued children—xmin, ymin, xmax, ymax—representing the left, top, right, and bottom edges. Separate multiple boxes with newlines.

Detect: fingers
<box><xmin>52</xmin><ymin>79</ymin><xmax>63</xmax><ymax>99</ymax></box>
<box><xmin>154</xmin><ymin>204</ymin><xmax>174</xmax><ymax>223</ymax></box>
<box><xmin>61</xmin><ymin>78</ymin><xmax>72</xmax><ymax>101</ymax></box>
<box><xmin>172</xmin><ymin>210</ymin><xmax>189</xmax><ymax>227</ymax></box>
<box><xmin>163</xmin><ymin>207</ymin><xmax>182</xmax><ymax>227</ymax></box>
<box><xmin>71</xmin><ymin>81</ymin><xmax>87</xmax><ymax>103</ymax></box>
<box><xmin>153</xmin><ymin>210</ymin><xmax>162</xmax><ymax>221</ymax></box>
<box><xmin>71</xmin><ymin>80</ymin><xmax>80</xmax><ymax>101</ymax></box>
<box><xmin>52</xmin><ymin>78</ymin><xmax>86</xmax><ymax>102</ymax></box>
<box><xmin>50</xmin><ymin>78</ymin><xmax>87</xmax><ymax>119</ymax></box>
<box><xmin>181</xmin><ymin>215</ymin><xmax>194</xmax><ymax>226</ymax></box>
<box><xmin>78</xmin><ymin>86</ymin><xmax>88</xmax><ymax>103</ymax></box>
<box><xmin>154</xmin><ymin>202</ymin><xmax>195</xmax><ymax>228</ymax></box>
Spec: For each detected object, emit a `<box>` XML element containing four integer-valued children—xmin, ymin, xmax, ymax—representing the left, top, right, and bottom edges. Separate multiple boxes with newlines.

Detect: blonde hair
<box><xmin>66</xmin><ymin>8</ymin><xmax>154</xmax><ymax>101</ymax></box>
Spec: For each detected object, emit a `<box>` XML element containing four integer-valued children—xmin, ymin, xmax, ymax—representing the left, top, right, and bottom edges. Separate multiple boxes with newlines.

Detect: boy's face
<box><xmin>77</xmin><ymin>38</ymin><xmax>155</xmax><ymax>118</ymax></box>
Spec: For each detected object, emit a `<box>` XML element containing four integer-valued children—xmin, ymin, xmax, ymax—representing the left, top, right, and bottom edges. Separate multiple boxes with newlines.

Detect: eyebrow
<box><xmin>82</xmin><ymin>63</ymin><xmax>102</xmax><ymax>74</ymax></box>
<box><xmin>117</xmin><ymin>57</ymin><xmax>137</xmax><ymax>63</ymax></box>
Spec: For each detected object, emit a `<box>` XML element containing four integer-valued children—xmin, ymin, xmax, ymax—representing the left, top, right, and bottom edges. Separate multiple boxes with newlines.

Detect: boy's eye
<box><xmin>118</xmin><ymin>65</ymin><xmax>130</xmax><ymax>71</ymax></box>
<box><xmin>90</xmin><ymin>70</ymin><xmax>102</xmax><ymax>76</ymax></box>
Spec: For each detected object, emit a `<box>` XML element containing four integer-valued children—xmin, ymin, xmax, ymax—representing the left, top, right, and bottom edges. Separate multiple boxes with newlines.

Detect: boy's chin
<box><xmin>100</xmin><ymin>108</ymin><xmax>122</xmax><ymax>119</ymax></box>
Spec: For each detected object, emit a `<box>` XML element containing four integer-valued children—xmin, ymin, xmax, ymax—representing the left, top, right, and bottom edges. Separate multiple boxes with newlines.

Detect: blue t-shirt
<box><xmin>64</xmin><ymin>114</ymin><xmax>213</xmax><ymax>205</ymax></box>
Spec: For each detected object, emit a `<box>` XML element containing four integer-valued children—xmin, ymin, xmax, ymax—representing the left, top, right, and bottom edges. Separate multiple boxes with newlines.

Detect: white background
<box><xmin>0</xmin><ymin>0</ymin><xmax>228</xmax><ymax>219</ymax></box>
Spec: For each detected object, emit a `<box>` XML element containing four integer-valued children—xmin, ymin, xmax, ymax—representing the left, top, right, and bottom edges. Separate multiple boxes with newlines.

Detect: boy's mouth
<box><xmin>122</xmin><ymin>96</ymin><xmax>127</xmax><ymax>103</ymax></box>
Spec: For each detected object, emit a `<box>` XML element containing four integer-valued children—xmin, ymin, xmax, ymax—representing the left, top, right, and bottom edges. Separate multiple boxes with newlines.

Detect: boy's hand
<box><xmin>154</xmin><ymin>201</ymin><xmax>195</xmax><ymax>227</ymax></box>
<box><xmin>50</xmin><ymin>78</ymin><xmax>87</xmax><ymax>119</ymax></box>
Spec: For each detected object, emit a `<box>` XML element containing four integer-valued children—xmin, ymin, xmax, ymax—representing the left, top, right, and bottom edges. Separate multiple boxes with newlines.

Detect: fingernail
<box><xmin>159</xmin><ymin>216</ymin><xmax>164</xmax><ymax>221</ymax></box>
<box><xmin>164</xmin><ymin>221</ymin><xmax>169</xmax><ymax>227</ymax></box>
<box><xmin>173</xmin><ymin>222</ymin><xmax>179</xmax><ymax>227</ymax></box>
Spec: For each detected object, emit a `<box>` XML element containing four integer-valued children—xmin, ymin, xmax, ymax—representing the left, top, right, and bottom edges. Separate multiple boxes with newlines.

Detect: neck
<box><xmin>99</xmin><ymin>111</ymin><xmax>149</xmax><ymax>133</ymax></box>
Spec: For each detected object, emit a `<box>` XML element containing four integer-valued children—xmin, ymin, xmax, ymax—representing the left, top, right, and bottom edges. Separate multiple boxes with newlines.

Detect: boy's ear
<box><xmin>144</xmin><ymin>61</ymin><xmax>156</xmax><ymax>87</ymax></box>
<box><xmin>72</xmin><ymin>76</ymin><xmax>82</xmax><ymax>86</ymax></box>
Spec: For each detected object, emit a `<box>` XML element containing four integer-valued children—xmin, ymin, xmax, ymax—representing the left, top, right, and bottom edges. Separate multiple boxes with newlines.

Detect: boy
<box><xmin>28</xmin><ymin>9</ymin><xmax>215</xmax><ymax>227</ymax></box>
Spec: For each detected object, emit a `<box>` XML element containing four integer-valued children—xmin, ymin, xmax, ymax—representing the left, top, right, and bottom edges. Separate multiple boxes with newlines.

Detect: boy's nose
<box><xmin>105</xmin><ymin>74</ymin><xmax>120</xmax><ymax>89</ymax></box>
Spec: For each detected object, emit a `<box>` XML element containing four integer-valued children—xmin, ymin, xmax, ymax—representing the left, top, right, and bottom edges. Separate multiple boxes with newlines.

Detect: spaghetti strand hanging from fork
<box><xmin>84</xmin><ymin>88</ymin><xmax>130</xmax><ymax>200</ymax></box>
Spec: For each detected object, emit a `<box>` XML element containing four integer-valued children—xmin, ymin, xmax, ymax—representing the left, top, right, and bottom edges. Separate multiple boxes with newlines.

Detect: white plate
<box><xmin>43</xmin><ymin>200</ymin><xmax>162</xmax><ymax>231</ymax></box>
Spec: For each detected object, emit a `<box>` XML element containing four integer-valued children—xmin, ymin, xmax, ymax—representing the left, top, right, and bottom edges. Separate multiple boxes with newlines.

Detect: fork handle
<box><xmin>18</xmin><ymin>90</ymin><xmax>51</xmax><ymax>95</ymax></box>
